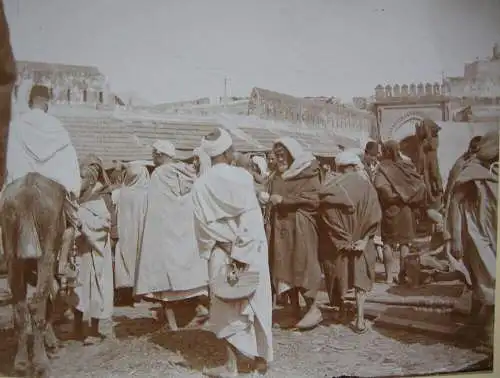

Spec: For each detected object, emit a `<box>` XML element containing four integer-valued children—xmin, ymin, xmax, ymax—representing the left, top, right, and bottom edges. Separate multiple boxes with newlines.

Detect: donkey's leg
<box><xmin>44</xmin><ymin>296</ymin><xmax>60</xmax><ymax>353</ymax></box>
<box><xmin>29</xmin><ymin>251</ymin><xmax>55</xmax><ymax>377</ymax></box>
<box><xmin>9</xmin><ymin>257</ymin><xmax>30</xmax><ymax>375</ymax></box>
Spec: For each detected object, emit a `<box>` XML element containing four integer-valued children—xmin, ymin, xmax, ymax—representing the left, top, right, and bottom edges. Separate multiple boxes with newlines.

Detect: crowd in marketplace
<box><xmin>0</xmin><ymin>79</ymin><xmax>498</xmax><ymax>377</ymax></box>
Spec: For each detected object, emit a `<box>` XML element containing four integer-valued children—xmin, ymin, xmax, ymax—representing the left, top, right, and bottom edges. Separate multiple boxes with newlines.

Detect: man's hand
<box><xmin>352</xmin><ymin>238</ymin><xmax>368</xmax><ymax>252</ymax></box>
<box><xmin>231</xmin><ymin>259</ymin><xmax>248</xmax><ymax>271</ymax></box>
<box><xmin>269</xmin><ymin>194</ymin><xmax>283</xmax><ymax>205</ymax></box>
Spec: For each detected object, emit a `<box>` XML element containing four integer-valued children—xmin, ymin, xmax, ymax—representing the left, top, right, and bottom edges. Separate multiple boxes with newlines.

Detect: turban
<box><xmin>335</xmin><ymin>151</ymin><xmax>362</xmax><ymax>167</ymax></box>
<box><xmin>152</xmin><ymin>139</ymin><xmax>176</xmax><ymax>158</ymax></box>
<box><xmin>201</xmin><ymin>128</ymin><xmax>233</xmax><ymax>157</ymax></box>
<box><xmin>476</xmin><ymin>131</ymin><xmax>499</xmax><ymax>162</ymax></box>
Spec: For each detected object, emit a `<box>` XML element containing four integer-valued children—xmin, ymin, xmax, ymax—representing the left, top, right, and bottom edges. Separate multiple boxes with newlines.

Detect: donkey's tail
<box><xmin>18</xmin><ymin>212</ymin><xmax>43</xmax><ymax>259</ymax></box>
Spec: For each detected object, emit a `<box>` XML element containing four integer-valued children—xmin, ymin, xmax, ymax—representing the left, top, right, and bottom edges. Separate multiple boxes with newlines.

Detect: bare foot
<box><xmin>83</xmin><ymin>334</ymin><xmax>105</xmax><ymax>346</ymax></box>
<box><xmin>295</xmin><ymin>305</ymin><xmax>323</xmax><ymax>330</ymax></box>
<box><xmin>195</xmin><ymin>304</ymin><xmax>209</xmax><ymax>317</ymax></box>
<box><xmin>254</xmin><ymin>357</ymin><xmax>268</xmax><ymax>374</ymax></box>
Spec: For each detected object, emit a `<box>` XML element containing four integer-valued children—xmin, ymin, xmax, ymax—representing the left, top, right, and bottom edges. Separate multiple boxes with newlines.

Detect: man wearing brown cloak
<box><xmin>269</xmin><ymin>137</ymin><xmax>323</xmax><ymax>330</ymax></box>
<box><xmin>374</xmin><ymin>140</ymin><xmax>426</xmax><ymax>284</ymax></box>
<box><xmin>318</xmin><ymin>151</ymin><xmax>382</xmax><ymax>333</ymax></box>
<box><xmin>445</xmin><ymin>131</ymin><xmax>497</xmax><ymax>348</ymax></box>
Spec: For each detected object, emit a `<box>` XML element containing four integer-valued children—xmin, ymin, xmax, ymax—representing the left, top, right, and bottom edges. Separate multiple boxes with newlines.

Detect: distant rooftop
<box><xmin>251</xmin><ymin>87</ymin><xmax>373</xmax><ymax>117</ymax></box>
<box><xmin>16</xmin><ymin>60</ymin><xmax>102</xmax><ymax>76</ymax></box>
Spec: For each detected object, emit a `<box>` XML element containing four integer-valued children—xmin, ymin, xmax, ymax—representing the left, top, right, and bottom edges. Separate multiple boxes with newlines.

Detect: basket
<box><xmin>212</xmin><ymin>262</ymin><xmax>259</xmax><ymax>301</ymax></box>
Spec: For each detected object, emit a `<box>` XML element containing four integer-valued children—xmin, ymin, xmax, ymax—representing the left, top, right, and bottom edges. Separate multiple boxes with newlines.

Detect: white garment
<box><xmin>5</xmin><ymin>109</ymin><xmax>81</xmax><ymax>196</ymax></box>
<box><xmin>192</xmin><ymin>163</ymin><xmax>273</xmax><ymax>362</ymax></box>
<box><xmin>134</xmin><ymin>162</ymin><xmax>209</xmax><ymax>300</ymax></box>
<box><xmin>74</xmin><ymin>197</ymin><xmax>114</xmax><ymax>321</ymax></box>
<box><xmin>113</xmin><ymin>164</ymin><xmax>149</xmax><ymax>288</ymax></box>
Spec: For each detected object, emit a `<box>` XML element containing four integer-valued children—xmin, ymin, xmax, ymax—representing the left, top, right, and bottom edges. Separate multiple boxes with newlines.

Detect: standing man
<box><xmin>135</xmin><ymin>140</ymin><xmax>209</xmax><ymax>330</ymax></box>
<box><xmin>362</xmin><ymin>141</ymin><xmax>380</xmax><ymax>182</ymax></box>
<box><xmin>268</xmin><ymin>136</ymin><xmax>323</xmax><ymax>330</ymax></box>
<box><xmin>318</xmin><ymin>151</ymin><xmax>382</xmax><ymax>333</ymax></box>
<box><xmin>192</xmin><ymin>128</ymin><xmax>273</xmax><ymax>376</ymax></box>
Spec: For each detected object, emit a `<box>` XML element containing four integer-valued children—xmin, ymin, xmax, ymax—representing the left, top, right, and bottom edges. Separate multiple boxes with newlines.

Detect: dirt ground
<box><xmin>0</xmin><ymin>267</ymin><xmax>491</xmax><ymax>378</ymax></box>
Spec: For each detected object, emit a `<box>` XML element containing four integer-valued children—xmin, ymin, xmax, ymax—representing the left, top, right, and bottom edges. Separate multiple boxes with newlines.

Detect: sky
<box><xmin>4</xmin><ymin>0</ymin><xmax>500</xmax><ymax>104</ymax></box>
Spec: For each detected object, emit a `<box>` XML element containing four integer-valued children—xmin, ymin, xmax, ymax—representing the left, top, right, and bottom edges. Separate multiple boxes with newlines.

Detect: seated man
<box><xmin>5</xmin><ymin>84</ymin><xmax>81</xmax><ymax>281</ymax></box>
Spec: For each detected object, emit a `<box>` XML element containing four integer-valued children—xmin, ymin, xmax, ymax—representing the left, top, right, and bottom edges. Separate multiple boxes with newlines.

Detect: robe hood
<box><xmin>16</xmin><ymin>109</ymin><xmax>72</xmax><ymax>163</ymax></box>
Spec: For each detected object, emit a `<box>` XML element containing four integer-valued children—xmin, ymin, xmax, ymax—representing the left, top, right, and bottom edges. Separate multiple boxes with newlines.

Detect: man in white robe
<box><xmin>192</xmin><ymin>128</ymin><xmax>273</xmax><ymax>377</ymax></box>
<box><xmin>73</xmin><ymin>159</ymin><xmax>114</xmax><ymax>345</ymax></box>
<box><xmin>112</xmin><ymin>164</ymin><xmax>149</xmax><ymax>305</ymax></box>
<box><xmin>135</xmin><ymin>140</ymin><xmax>209</xmax><ymax>330</ymax></box>
<box><xmin>4</xmin><ymin>84</ymin><xmax>81</xmax><ymax>280</ymax></box>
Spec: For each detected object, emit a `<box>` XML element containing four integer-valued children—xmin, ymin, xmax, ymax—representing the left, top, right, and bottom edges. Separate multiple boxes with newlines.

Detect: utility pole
<box><xmin>223</xmin><ymin>77</ymin><xmax>227</xmax><ymax>107</ymax></box>
<box><xmin>223</xmin><ymin>76</ymin><xmax>231</xmax><ymax>106</ymax></box>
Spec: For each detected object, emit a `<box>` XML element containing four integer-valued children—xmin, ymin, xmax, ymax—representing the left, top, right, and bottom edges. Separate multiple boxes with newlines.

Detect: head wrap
<box><xmin>152</xmin><ymin>139</ymin><xmax>176</xmax><ymax>158</ymax></box>
<box><xmin>468</xmin><ymin>136</ymin><xmax>483</xmax><ymax>154</ymax></box>
<box><xmin>476</xmin><ymin>131</ymin><xmax>499</xmax><ymax>163</ymax></box>
<box><xmin>80</xmin><ymin>153</ymin><xmax>111</xmax><ymax>185</ymax></box>
<box><xmin>273</xmin><ymin>137</ymin><xmax>316</xmax><ymax>180</ymax></box>
<box><xmin>381</xmin><ymin>140</ymin><xmax>401</xmax><ymax>161</ymax></box>
<box><xmin>201</xmin><ymin>128</ymin><xmax>233</xmax><ymax>157</ymax></box>
<box><xmin>335</xmin><ymin>150</ymin><xmax>362</xmax><ymax>167</ymax></box>
<box><xmin>273</xmin><ymin>136</ymin><xmax>314</xmax><ymax>162</ymax></box>
<box><xmin>364</xmin><ymin>141</ymin><xmax>378</xmax><ymax>156</ymax></box>
<box><xmin>123</xmin><ymin>163</ymin><xmax>150</xmax><ymax>188</ymax></box>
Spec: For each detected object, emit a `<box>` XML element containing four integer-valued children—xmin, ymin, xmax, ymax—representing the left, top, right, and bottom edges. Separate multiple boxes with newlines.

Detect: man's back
<box><xmin>6</xmin><ymin>109</ymin><xmax>81</xmax><ymax>196</ymax></box>
<box><xmin>193</xmin><ymin>163</ymin><xmax>261</xmax><ymax>224</ymax></box>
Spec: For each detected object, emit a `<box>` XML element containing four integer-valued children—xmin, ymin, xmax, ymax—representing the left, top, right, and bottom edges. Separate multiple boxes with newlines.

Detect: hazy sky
<box><xmin>4</xmin><ymin>0</ymin><xmax>500</xmax><ymax>104</ymax></box>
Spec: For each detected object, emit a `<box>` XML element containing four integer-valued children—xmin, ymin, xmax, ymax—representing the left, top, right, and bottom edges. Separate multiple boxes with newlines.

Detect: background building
<box><xmin>15</xmin><ymin>60</ymin><xmax>116</xmax><ymax>106</ymax></box>
<box><xmin>247</xmin><ymin>87</ymin><xmax>375</xmax><ymax>137</ymax></box>
<box><xmin>373</xmin><ymin>43</ymin><xmax>500</xmax><ymax>141</ymax></box>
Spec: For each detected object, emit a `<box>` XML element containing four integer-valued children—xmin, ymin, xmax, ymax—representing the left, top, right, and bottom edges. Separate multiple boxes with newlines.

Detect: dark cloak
<box><xmin>270</xmin><ymin>160</ymin><xmax>322</xmax><ymax>295</ymax></box>
<box><xmin>318</xmin><ymin>172</ymin><xmax>382</xmax><ymax>305</ymax></box>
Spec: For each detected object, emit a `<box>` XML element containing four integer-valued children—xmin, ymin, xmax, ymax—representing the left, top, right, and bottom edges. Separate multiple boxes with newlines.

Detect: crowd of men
<box><xmin>2</xmin><ymin>81</ymin><xmax>498</xmax><ymax>377</ymax></box>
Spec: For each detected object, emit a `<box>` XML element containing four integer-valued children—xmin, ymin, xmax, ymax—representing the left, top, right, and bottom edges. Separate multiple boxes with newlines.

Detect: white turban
<box><xmin>152</xmin><ymin>139</ymin><xmax>176</xmax><ymax>157</ymax></box>
<box><xmin>335</xmin><ymin>150</ymin><xmax>362</xmax><ymax>167</ymax></box>
<box><xmin>201</xmin><ymin>128</ymin><xmax>233</xmax><ymax>157</ymax></box>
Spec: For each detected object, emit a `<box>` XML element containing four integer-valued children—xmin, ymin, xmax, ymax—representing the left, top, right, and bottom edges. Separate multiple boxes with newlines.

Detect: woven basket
<box><xmin>212</xmin><ymin>263</ymin><xmax>259</xmax><ymax>301</ymax></box>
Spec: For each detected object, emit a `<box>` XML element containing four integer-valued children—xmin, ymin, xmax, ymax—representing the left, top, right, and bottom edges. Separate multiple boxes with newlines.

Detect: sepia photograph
<box><xmin>0</xmin><ymin>0</ymin><xmax>498</xmax><ymax>377</ymax></box>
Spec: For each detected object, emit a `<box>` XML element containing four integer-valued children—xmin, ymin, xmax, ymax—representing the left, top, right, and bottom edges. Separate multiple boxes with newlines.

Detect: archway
<box><xmin>389</xmin><ymin>112</ymin><xmax>426</xmax><ymax>141</ymax></box>
<box><xmin>390</xmin><ymin>117</ymin><xmax>423</xmax><ymax>165</ymax></box>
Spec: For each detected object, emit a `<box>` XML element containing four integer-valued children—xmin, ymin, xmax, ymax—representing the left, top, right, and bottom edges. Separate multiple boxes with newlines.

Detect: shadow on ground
<box><xmin>149</xmin><ymin>328</ymin><xmax>256</xmax><ymax>374</ymax></box>
<box><xmin>0</xmin><ymin>328</ymin><xmax>16</xmax><ymax>376</ymax></box>
<box><xmin>387</xmin><ymin>283</ymin><xmax>463</xmax><ymax>298</ymax></box>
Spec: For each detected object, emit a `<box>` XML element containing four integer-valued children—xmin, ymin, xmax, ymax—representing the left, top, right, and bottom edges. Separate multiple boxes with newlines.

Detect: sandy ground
<box><xmin>0</xmin><ymin>266</ymin><xmax>491</xmax><ymax>378</ymax></box>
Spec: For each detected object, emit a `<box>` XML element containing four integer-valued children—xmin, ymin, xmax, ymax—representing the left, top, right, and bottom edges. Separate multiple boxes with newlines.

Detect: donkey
<box><xmin>0</xmin><ymin>172</ymin><xmax>69</xmax><ymax>377</ymax></box>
